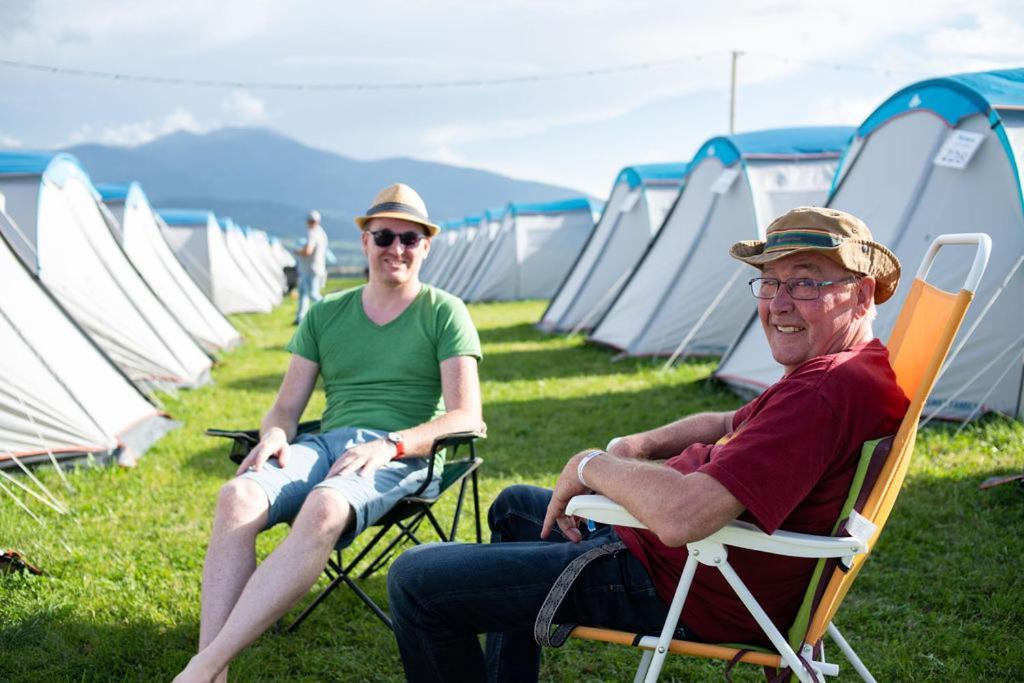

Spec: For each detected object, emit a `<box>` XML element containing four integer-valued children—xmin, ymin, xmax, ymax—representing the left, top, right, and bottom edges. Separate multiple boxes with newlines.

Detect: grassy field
<box><xmin>2</xmin><ymin>280</ymin><xmax>1023</xmax><ymax>681</ymax></box>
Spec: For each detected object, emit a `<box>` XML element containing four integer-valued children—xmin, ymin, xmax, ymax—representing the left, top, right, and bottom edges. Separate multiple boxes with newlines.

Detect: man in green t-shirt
<box><xmin>175</xmin><ymin>184</ymin><xmax>483</xmax><ymax>683</ymax></box>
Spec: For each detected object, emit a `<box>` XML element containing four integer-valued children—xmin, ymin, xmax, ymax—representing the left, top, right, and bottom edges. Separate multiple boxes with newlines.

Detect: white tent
<box><xmin>539</xmin><ymin>163</ymin><xmax>689</xmax><ymax>334</ymax></box>
<box><xmin>98</xmin><ymin>183</ymin><xmax>241</xmax><ymax>354</ymax></box>
<box><xmin>419</xmin><ymin>225</ymin><xmax>454</xmax><ymax>285</ymax></box>
<box><xmin>0</xmin><ymin>153</ymin><xmax>213</xmax><ymax>390</ymax></box>
<box><xmin>270</xmin><ymin>236</ymin><xmax>296</xmax><ymax>269</ymax></box>
<box><xmin>439</xmin><ymin>216</ymin><xmax>483</xmax><ymax>295</ymax></box>
<box><xmin>159</xmin><ymin>209</ymin><xmax>273</xmax><ymax>314</ymax></box>
<box><xmin>0</xmin><ymin>200</ymin><xmax>175</xmax><ymax>470</ymax></box>
<box><xmin>247</xmin><ymin>227</ymin><xmax>288</xmax><ymax>294</ymax></box>
<box><xmin>716</xmin><ymin>68</ymin><xmax>1024</xmax><ymax>421</ymax></box>
<box><xmin>448</xmin><ymin>209</ymin><xmax>504</xmax><ymax>298</ymax></box>
<box><xmin>219</xmin><ymin>217</ymin><xmax>282</xmax><ymax>307</ymax></box>
<box><xmin>588</xmin><ymin>127</ymin><xmax>854</xmax><ymax>357</ymax></box>
<box><xmin>462</xmin><ymin>198</ymin><xmax>600</xmax><ymax>302</ymax></box>
<box><xmin>436</xmin><ymin>223</ymin><xmax>478</xmax><ymax>292</ymax></box>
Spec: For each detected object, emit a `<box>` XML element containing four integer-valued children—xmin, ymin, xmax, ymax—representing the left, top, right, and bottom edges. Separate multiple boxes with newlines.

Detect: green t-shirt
<box><xmin>287</xmin><ymin>284</ymin><xmax>481</xmax><ymax>442</ymax></box>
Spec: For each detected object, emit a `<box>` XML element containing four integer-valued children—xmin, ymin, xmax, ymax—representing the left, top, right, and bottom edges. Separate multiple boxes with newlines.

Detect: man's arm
<box><xmin>542</xmin><ymin>452</ymin><xmax>745</xmax><ymax>548</ymax></box>
<box><xmin>234</xmin><ymin>354</ymin><xmax>319</xmax><ymax>475</ymax></box>
<box><xmin>330</xmin><ymin>355</ymin><xmax>483</xmax><ymax>477</ymax></box>
<box><xmin>610</xmin><ymin>410</ymin><xmax>736</xmax><ymax>460</ymax></box>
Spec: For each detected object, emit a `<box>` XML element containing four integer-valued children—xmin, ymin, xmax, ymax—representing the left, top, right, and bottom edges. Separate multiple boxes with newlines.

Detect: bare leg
<box><xmin>175</xmin><ymin>488</ymin><xmax>352</xmax><ymax>682</ymax></box>
<box><xmin>192</xmin><ymin>479</ymin><xmax>269</xmax><ymax>683</ymax></box>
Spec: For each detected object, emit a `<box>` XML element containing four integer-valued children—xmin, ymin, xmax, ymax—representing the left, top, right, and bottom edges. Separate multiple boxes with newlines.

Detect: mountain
<box><xmin>64</xmin><ymin>127</ymin><xmax>591</xmax><ymax>241</ymax></box>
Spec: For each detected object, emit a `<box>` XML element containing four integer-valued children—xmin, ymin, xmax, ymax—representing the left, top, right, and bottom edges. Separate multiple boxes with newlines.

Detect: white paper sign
<box><xmin>619</xmin><ymin>190</ymin><xmax>641</xmax><ymax>213</ymax></box>
<box><xmin>710</xmin><ymin>167</ymin><xmax>740</xmax><ymax>195</ymax></box>
<box><xmin>933</xmin><ymin>130</ymin><xmax>985</xmax><ymax>170</ymax></box>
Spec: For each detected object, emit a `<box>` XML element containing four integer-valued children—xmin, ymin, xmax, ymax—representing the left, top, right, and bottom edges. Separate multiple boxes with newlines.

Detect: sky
<box><xmin>2</xmin><ymin>1</ymin><xmax>1023</xmax><ymax>197</ymax></box>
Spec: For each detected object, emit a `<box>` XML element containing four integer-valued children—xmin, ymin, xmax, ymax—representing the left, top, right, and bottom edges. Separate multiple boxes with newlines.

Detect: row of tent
<box><xmin>422</xmin><ymin>68</ymin><xmax>1023</xmax><ymax>421</ymax></box>
<box><xmin>534</xmin><ymin>67</ymin><xmax>1024</xmax><ymax>422</ymax></box>
<box><xmin>0</xmin><ymin>151</ymin><xmax>296</xmax><ymax>470</ymax></box>
<box><xmin>420</xmin><ymin>198</ymin><xmax>604</xmax><ymax>301</ymax></box>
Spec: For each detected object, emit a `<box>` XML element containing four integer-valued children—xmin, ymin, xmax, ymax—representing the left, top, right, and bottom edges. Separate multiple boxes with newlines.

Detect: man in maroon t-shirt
<box><xmin>389</xmin><ymin>207</ymin><xmax>910</xmax><ymax>682</ymax></box>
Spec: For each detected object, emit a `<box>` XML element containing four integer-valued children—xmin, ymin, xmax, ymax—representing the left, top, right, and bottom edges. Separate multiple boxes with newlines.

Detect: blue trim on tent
<box><xmin>0</xmin><ymin>151</ymin><xmax>97</xmax><ymax>192</ymax></box>
<box><xmin>96</xmin><ymin>183</ymin><xmax>130</xmax><ymax>201</ymax></box>
<box><xmin>617</xmin><ymin>162</ymin><xmax>690</xmax><ymax>189</ymax></box>
<box><xmin>688</xmin><ymin>126</ymin><xmax>854</xmax><ymax>171</ymax></box>
<box><xmin>859</xmin><ymin>68</ymin><xmax>1024</xmax><ymax>138</ymax></box>
<box><xmin>483</xmin><ymin>206</ymin><xmax>506</xmax><ymax>222</ymax></box>
<box><xmin>158</xmin><ymin>209</ymin><xmax>216</xmax><ymax>227</ymax></box>
<box><xmin>463</xmin><ymin>215</ymin><xmax>482</xmax><ymax>226</ymax></box>
<box><xmin>835</xmin><ymin>68</ymin><xmax>1024</xmax><ymax>217</ymax></box>
<box><xmin>507</xmin><ymin>197</ymin><xmax>599</xmax><ymax>216</ymax></box>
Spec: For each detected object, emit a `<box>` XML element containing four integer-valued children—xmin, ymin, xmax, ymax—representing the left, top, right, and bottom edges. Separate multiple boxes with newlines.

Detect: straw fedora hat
<box><xmin>730</xmin><ymin>206</ymin><xmax>901</xmax><ymax>303</ymax></box>
<box><xmin>353</xmin><ymin>183</ymin><xmax>440</xmax><ymax>236</ymax></box>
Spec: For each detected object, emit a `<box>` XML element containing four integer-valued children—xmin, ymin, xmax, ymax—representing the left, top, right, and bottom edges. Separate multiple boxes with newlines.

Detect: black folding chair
<box><xmin>206</xmin><ymin>421</ymin><xmax>484</xmax><ymax>631</ymax></box>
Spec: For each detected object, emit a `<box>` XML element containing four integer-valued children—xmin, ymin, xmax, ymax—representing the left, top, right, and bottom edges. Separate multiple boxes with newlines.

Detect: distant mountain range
<box><xmin>64</xmin><ymin>127</ymin><xmax>590</xmax><ymax>242</ymax></box>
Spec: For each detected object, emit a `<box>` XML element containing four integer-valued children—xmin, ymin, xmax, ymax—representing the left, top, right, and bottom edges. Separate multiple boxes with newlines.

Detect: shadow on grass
<box><xmin>478</xmin><ymin>381</ymin><xmax>741</xmax><ymax>479</ymax></box>
<box><xmin>478</xmin><ymin>322</ymin><xmax>557</xmax><ymax>345</ymax></box>
<box><xmin>182</xmin><ymin>442</ymin><xmax>242</xmax><ymax>479</ymax></box>
<box><xmin>0</xmin><ymin>609</ymin><xmax>197</xmax><ymax>681</ymax></box>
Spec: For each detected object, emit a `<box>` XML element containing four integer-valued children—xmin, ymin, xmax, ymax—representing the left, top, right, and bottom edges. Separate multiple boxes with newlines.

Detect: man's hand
<box><xmin>328</xmin><ymin>439</ymin><xmax>396</xmax><ymax>479</ymax></box>
<box><xmin>540</xmin><ymin>450</ymin><xmax>598</xmax><ymax>543</ymax></box>
<box><xmin>236</xmin><ymin>427</ymin><xmax>289</xmax><ymax>476</ymax></box>
<box><xmin>607</xmin><ymin>436</ymin><xmax>646</xmax><ymax>460</ymax></box>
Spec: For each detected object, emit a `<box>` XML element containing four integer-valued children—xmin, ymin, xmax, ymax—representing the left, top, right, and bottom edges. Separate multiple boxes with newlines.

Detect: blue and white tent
<box><xmin>159</xmin><ymin>209</ymin><xmax>271</xmax><ymax>314</ymax></box>
<box><xmin>716</xmin><ymin>69</ymin><xmax>1024</xmax><ymax>420</ymax></box>
<box><xmin>0</xmin><ymin>195</ymin><xmax>174</xmax><ymax>470</ymax></box>
<box><xmin>462</xmin><ymin>198</ymin><xmax>601</xmax><ymax>302</ymax></box>
<box><xmin>420</xmin><ymin>219</ymin><xmax>462</xmax><ymax>286</ymax></box>
<box><xmin>98</xmin><ymin>183</ymin><xmax>240</xmax><ymax>353</ymax></box>
<box><xmin>589</xmin><ymin>127</ymin><xmax>854</xmax><ymax>357</ymax></box>
<box><xmin>0</xmin><ymin>152</ymin><xmax>212</xmax><ymax>390</ymax></box>
<box><xmin>218</xmin><ymin>217</ymin><xmax>281</xmax><ymax>307</ymax></box>
<box><xmin>539</xmin><ymin>162</ymin><xmax>690</xmax><ymax>333</ymax></box>
<box><xmin>444</xmin><ymin>215</ymin><xmax>493</xmax><ymax>297</ymax></box>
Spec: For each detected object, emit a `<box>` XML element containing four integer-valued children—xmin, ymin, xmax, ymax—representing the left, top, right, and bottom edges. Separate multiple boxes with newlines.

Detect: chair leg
<box><xmin>634</xmin><ymin>649</ymin><xmax>655</xmax><ymax>683</ymax></box>
<box><xmin>449</xmin><ymin>477</ymin><xmax>470</xmax><ymax>540</ymax></box>
<box><xmin>472</xmin><ymin>468</ymin><xmax>482</xmax><ymax>543</ymax></box>
<box><xmin>827</xmin><ymin>623</ymin><xmax>876</xmax><ymax>683</ymax></box>
<box><xmin>286</xmin><ymin>573</ymin><xmax>348</xmax><ymax>633</ymax></box>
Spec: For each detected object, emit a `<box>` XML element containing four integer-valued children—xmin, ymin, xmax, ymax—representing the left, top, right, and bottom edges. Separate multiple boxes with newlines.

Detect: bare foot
<box><xmin>172</xmin><ymin>654</ymin><xmax>219</xmax><ymax>683</ymax></box>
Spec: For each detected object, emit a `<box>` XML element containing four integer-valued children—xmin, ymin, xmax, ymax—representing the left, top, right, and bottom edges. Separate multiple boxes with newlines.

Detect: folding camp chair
<box><xmin>207</xmin><ymin>421</ymin><xmax>484</xmax><ymax>632</ymax></box>
<box><xmin>550</xmin><ymin>233</ymin><xmax>990</xmax><ymax>682</ymax></box>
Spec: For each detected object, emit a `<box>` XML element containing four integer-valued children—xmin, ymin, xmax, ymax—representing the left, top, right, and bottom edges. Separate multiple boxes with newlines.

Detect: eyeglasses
<box><xmin>749</xmin><ymin>276</ymin><xmax>859</xmax><ymax>300</ymax></box>
<box><xmin>370</xmin><ymin>229</ymin><xmax>426</xmax><ymax>248</ymax></box>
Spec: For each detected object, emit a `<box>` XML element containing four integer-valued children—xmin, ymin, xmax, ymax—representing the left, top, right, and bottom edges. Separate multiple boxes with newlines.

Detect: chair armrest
<box><xmin>207</xmin><ymin>420</ymin><xmax>322</xmax><ymax>464</ymax></box>
<box><xmin>566</xmin><ymin>495</ymin><xmax>867</xmax><ymax>559</ymax></box>
<box><xmin>410</xmin><ymin>430</ymin><xmax>487</xmax><ymax>498</ymax></box>
<box><xmin>430</xmin><ymin>429</ymin><xmax>487</xmax><ymax>454</ymax></box>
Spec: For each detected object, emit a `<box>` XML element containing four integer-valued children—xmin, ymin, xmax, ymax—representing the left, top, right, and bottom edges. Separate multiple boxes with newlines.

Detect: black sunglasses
<box><xmin>370</xmin><ymin>229</ymin><xmax>426</xmax><ymax>248</ymax></box>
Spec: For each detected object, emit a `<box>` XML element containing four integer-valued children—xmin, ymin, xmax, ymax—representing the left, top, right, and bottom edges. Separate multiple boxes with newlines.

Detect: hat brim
<box><xmin>355</xmin><ymin>212</ymin><xmax>440</xmax><ymax>236</ymax></box>
<box><xmin>729</xmin><ymin>240</ymin><xmax>901</xmax><ymax>304</ymax></box>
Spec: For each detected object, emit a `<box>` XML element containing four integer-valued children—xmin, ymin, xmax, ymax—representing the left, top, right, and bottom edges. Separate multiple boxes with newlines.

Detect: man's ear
<box><xmin>856</xmin><ymin>276</ymin><xmax>876</xmax><ymax>315</ymax></box>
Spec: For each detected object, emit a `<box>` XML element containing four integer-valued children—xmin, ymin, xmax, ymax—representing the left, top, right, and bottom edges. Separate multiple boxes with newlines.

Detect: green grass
<box><xmin>2</xmin><ymin>281</ymin><xmax>1023</xmax><ymax>681</ymax></box>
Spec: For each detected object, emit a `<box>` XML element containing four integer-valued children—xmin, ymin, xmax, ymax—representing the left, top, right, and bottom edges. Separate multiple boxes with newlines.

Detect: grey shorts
<box><xmin>239</xmin><ymin>426</ymin><xmax>441</xmax><ymax>548</ymax></box>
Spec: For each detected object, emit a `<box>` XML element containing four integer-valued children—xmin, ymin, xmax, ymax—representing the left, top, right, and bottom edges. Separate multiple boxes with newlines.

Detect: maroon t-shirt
<box><xmin>615</xmin><ymin>339</ymin><xmax>908</xmax><ymax>645</ymax></box>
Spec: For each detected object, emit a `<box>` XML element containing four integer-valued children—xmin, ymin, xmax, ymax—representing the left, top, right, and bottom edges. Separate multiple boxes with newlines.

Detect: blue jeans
<box><xmin>295</xmin><ymin>270</ymin><xmax>325</xmax><ymax>322</ymax></box>
<box><xmin>388</xmin><ymin>484</ymin><xmax>681</xmax><ymax>682</ymax></box>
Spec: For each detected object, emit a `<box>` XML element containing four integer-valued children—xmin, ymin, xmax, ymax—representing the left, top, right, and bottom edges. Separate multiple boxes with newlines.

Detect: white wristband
<box><xmin>577</xmin><ymin>450</ymin><xmax>603</xmax><ymax>489</ymax></box>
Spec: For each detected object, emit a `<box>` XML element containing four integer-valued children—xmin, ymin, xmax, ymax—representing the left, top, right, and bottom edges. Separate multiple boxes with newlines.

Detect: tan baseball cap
<box><xmin>730</xmin><ymin>206</ymin><xmax>901</xmax><ymax>303</ymax></box>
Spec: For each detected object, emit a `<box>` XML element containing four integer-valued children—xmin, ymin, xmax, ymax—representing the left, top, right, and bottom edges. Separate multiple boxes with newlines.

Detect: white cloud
<box><xmin>0</xmin><ymin>133</ymin><xmax>22</xmax><ymax>148</ymax></box>
<box><xmin>222</xmin><ymin>89</ymin><xmax>268</xmax><ymax>124</ymax></box>
<box><xmin>67</xmin><ymin>108</ymin><xmax>205</xmax><ymax>146</ymax></box>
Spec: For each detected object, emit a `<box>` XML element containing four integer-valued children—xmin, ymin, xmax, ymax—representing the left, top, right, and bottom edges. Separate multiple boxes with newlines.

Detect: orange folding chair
<box><xmin>557</xmin><ymin>233</ymin><xmax>991</xmax><ymax>682</ymax></box>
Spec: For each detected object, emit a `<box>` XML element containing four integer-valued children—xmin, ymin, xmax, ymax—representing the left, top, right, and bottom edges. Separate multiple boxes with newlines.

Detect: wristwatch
<box><xmin>386</xmin><ymin>432</ymin><xmax>405</xmax><ymax>459</ymax></box>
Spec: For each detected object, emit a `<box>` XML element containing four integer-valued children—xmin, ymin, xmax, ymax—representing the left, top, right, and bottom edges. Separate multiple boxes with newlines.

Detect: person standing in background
<box><xmin>294</xmin><ymin>209</ymin><xmax>329</xmax><ymax>324</ymax></box>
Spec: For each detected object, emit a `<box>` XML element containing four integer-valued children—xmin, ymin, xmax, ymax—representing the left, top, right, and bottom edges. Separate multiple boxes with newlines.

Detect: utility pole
<box><xmin>730</xmin><ymin>50</ymin><xmax>743</xmax><ymax>134</ymax></box>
